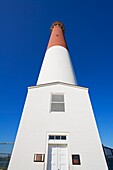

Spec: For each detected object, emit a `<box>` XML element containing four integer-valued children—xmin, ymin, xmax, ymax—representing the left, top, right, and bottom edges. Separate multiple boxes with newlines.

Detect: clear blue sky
<box><xmin>0</xmin><ymin>0</ymin><xmax>113</xmax><ymax>148</ymax></box>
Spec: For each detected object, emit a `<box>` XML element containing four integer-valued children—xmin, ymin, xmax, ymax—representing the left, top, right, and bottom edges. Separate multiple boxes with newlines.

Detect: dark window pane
<box><xmin>52</xmin><ymin>95</ymin><xmax>64</xmax><ymax>102</ymax></box>
<box><xmin>61</xmin><ymin>136</ymin><xmax>66</xmax><ymax>140</ymax></box>
<box><xmin>34</xmin><ymin>154</ymin><xmax>45</xmax><ymax>162</ymax></box>
<box><xmin>51</xmin><ymin>103</ymin><xmax>65</xmax><ymax>112</ymax></box>
<box><xmin>72</xmin><ymin>155</ymin><xmax>81</xmax><ymax>165</ymax></box>
<box><xmin>55</xmin><ymin>136</ymin><xmax>60</xmax><ymax>140</ymax></box>
<box><xmin>49</xmin><ymin>136</ymin><xmax>54</xmax><ymax>140</ymax></box>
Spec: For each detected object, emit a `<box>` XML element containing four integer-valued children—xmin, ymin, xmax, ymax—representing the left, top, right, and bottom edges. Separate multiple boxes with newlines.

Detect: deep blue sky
<box><xmin>0</xmin><ymin>0</ymin><xmax>113</xmax><ymax>148</ymax></box>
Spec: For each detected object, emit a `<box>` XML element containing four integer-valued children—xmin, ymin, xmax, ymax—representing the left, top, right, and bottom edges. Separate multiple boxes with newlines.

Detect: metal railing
<box><xmin>0</xmin><ymin>142</ymin><xmax>14</xmax><ymax>170</ymax></box>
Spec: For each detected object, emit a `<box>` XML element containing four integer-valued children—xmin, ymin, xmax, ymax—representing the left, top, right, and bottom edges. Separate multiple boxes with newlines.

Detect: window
<box><xmin>49</xmin><ymin>135</ymin><xmax>54</xmax><ymax>140</ymax></box>
<box><xmin>56</xmin><ymin>136</ymin><xmax>60</xmax><ymax>140</ymax></box>
<box><xmin>61</xmin><ymin>136</ymin><xmax>66</xmax><ymax>140</ymax></box>
<box><xmin>49</xmin><ymin>135</ymin><xmax>66</xmax><ymax>140</ymax></box>
<box><xmin>34</xmin><ymin>154</ymin><xmax>45</xmax><ymax>162</ymax></box>
<box><xmin>51</xmin><ymin>94</ymin><xmax>65</xmax><ymax>112</ymax></box>
<box><xmin>72</xmin><ymin>155</ymin><xmax>81</xmax><ymax>165</ymax></box>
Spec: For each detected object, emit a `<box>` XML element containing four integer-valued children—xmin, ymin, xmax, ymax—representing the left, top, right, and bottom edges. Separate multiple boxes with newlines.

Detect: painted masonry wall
<box><xmin>37</xmin><ymin>46</ymin><xmax>77</xmax><ymax>85</ymax></box>
<box><xmin>8</xmin><ymin>84</ymin><xmax>108</xmax><ymax>170</ymax></box>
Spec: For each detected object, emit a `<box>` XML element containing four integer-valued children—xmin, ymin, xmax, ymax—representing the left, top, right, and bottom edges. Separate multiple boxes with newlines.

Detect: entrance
<box><xmin>47</xmin><ymin>144</ymin><xmax>68</xmax><ymax>170</ymax></box>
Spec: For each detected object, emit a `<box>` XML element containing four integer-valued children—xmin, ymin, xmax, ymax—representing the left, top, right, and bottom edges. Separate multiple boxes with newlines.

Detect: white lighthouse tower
<box><xmin>8</xmin><ymin>21</ymin><xmax>108</xmax><ymax>170</ymax></box>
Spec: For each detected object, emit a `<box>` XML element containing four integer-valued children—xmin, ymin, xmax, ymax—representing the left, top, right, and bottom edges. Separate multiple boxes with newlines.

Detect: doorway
<box><xmin>47</xmin><ymin>144</ymin><xmax>68</xmax><ymax>170</ymax></box>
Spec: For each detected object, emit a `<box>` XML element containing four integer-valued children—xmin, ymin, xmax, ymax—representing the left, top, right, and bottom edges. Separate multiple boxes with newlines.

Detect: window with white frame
<box><xmin>49</xmin><ymin>135</ymin><xmax>66</xmax><ymax>140</ymax></box>
<box><xmin>51</xmin><ymin>94</ymin><xmax>65</xmax><ymax>112</ymax></box>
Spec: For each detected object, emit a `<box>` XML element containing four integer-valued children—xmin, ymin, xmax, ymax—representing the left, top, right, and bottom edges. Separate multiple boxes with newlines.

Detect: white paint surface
<box><xmin>37</xmin><ymin>46</ymin><xmax>77</xmax><ymax>85</ymax></box>
<box><xmin>8</xmin><ymin>83</ymin><xmax>108</xmax><ymax>170</ymax></box>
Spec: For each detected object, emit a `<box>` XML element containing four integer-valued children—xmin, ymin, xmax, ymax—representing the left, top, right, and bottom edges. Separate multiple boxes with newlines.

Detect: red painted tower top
<box><xmin>47</xmin><ymin>21</ymin><xmax>67</xmax><ymax>49</ymax></box>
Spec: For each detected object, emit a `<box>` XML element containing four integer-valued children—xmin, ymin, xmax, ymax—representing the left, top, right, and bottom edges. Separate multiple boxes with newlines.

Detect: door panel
<box><xmin>47</xmin><ymin>145</ymin><xmax>68</xmax><ymax>170</ymax></box>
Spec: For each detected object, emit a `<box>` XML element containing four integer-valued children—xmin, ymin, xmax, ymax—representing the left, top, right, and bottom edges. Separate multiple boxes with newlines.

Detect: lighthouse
<box><xmin>8</xmin><ymin>21</ymin><xmax>108</xmax><ymax>170</ymax></box>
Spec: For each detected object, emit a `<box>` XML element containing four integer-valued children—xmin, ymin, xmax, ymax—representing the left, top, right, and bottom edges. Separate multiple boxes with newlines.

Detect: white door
<box><xmin>47</xmin><ymin>144</ymin><xmax>68</xmax><ymax>170</ymax></box>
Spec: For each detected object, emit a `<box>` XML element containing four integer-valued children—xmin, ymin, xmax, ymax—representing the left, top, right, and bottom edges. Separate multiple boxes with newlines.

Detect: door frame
<box><xmin>44</xmin><ymin>133</ymin><xmax>69</xmax><ymax>170</ymax></box>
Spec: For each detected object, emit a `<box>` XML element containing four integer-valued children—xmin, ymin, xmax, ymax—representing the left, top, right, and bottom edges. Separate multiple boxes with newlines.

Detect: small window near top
<box><xmin>72</xmin><ymin>155</ymin><xmax>81</xmax><ymax>165</ymax></box>
<box><xmin>51</xmin><ymin>94</ymin><xmax>65</xmax><ymax>112</ymax></box>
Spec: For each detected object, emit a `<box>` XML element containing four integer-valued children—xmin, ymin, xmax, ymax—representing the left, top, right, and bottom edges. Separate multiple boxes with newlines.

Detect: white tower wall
<box><xmin>8</xmin><ymin>83</ymin><xmax>108</xmax><ymax>170</ymax></box>
<box><xmin>37</xmin><ymin>46</ymin><xmax>77</xmax><ymax>85</ymax></box>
